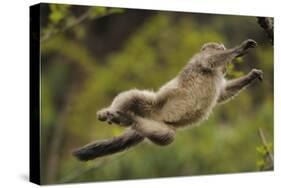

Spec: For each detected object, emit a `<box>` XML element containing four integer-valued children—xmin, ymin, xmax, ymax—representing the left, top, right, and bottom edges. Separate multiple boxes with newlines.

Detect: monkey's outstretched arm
<box><xmin>218</xmin><ymin>69</ymin><xmax>263</xmax><ymax>103</ymax></box>
<box><xmin>207</xmin><ymin>39</ymin><xmax>257</xmax><ymax>68</ymax></box>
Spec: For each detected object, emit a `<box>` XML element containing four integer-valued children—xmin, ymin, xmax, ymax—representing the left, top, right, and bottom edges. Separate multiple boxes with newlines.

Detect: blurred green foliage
<box><xmin>256</xmin><ymin>143</ymin><xmax>273</xmax><ymax>170</ymax></box>
<box><xmin>39</xmin><ymin>4</ymin><xmax>273</xmax><ymax>184</ymax></box>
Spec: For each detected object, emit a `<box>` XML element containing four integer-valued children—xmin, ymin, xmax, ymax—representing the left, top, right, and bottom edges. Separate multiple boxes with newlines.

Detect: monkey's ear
<box><xmin>200</xmin><ymin>44</ymin><xmax>208</xmax><ymax>51</ymax></box>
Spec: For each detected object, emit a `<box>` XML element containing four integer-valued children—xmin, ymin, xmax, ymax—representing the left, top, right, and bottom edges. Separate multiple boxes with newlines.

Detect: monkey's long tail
<box><xmin>72</xmin><ymin>128</ymin><xmax>144</xmax><ymax>161</ymax></box>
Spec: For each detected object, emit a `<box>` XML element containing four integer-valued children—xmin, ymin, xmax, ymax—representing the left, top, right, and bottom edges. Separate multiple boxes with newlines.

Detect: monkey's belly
<box><xmin>159</xmin><ymin>94</ymin><xmax>218</xmax><ymax>128</ymax></box>
<box><xmin>164</xmin><ymin>108</ymin><xmax>212</xmax><ymax>127</ymax></box>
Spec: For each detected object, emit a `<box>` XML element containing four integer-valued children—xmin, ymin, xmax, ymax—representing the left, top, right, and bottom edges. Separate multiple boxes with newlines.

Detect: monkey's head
<box><xmin>200</xmin><ymin>42</ymin><xmax>226</xmax><ymax>52</ymax></box>
<box><xmin>200</xmin><ymin>42</ymin><xmax>228</xmax><ymax>75</ymax></box>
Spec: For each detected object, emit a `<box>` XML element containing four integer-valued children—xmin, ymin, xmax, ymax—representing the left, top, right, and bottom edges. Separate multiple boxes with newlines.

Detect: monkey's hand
<box><xmin>249</xmin><ymin>69</ymin><xmax>263</xmax><ymax>81</ymax></box>
<box><xmin>97</xmin><ymin>109</ymin><xmax>135</xmax><ymax>126</ymax></box>
<box><xmin>242</xmin><ymin>39</ymin><xmax>257</xmax><ymax>49</ymax></box>
<box><xmin>235</xmin><ymin>39</ymin><xmax>257</xmax><ymax>57</ymax></box>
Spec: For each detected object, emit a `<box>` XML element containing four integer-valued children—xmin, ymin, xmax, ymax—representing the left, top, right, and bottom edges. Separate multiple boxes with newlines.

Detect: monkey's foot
<box><xmin>250</xmin><ymin>69</ymin><xmax>263</xmax><ymax>81</ymax></box>
<box><xmin>97</xmin><ymin>109</ymin><xmax>134</xmax><ymax>126</ymax></box>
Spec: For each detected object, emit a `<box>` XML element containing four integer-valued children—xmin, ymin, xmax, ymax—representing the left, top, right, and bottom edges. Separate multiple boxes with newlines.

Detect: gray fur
<box><xmin>73</xmin><ymin>39</ymin><xmax>263</xmax><ymax>161</ymax></box>
<box><xmin>72</xmin><ymin>128</ymin><xmax>144</xmax><ymax>161</ymax></box>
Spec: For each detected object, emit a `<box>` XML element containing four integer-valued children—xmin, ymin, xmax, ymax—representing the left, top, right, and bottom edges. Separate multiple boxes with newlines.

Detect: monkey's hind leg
<box><xmin>97</xmin><ymin>89</ymin><xmax>155</xmax><ymax>126</ymax></box>
<box><xmin>218</xmin><ymin>69</ymin><xmax>263</xmax><ymax>103</ymax></box>
<box><xmin>132</xmin><ymin>117</ymin><xmax>176</xmax><ymax>146</ymax></box>
<box><xmin>97</xmin><ymin>110</ymin><xmax>175</xmax><ymax>145</ymax></box>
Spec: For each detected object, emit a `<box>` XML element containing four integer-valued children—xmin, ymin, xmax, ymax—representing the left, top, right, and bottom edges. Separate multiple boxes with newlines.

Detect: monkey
<box><xmin>73</xmin><ymin>39</ymin><xmax>263</xmax><ymax>161</ymax></box>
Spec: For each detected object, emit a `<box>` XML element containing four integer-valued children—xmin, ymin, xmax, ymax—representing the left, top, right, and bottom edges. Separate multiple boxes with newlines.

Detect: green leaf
<box><xmin>89</xmin><ymin>7</ymin><xmax>125</xmax><ymax>19</ymax></box>
<box><xmin>89</xmin><ymin>7</ymin><xmax>107</xmax><ymax>18</ymax></box>
<box><xmin>50</xmin><ymin>11</ymin><xmax>64</xmax><ymax>23</ymax></box>
<box><xmin>95</xmin><ymin>7</ymin><xmax>107</xmax><ymax>14</ymax></box>
<box><xmin>256</xmin><ymin>145</ymin><xmax>266</xmax><ymax>155</ymax></box>
<box><xmin>48</xmin><ymin>4</ymin><xmax>70</xmax><ymax>24</ymax></box>
<box><xmin>267</xmin><ymin>142</ymin><xmax>273</xmax><ymax>151</ymax></box>
<box><xmin>256</xmin><ymin>159</ymin><xmax>265</xmax><ymax>169</ymax></box>
<box><xmin>109</xmin><ymin>8</ymin><xmax>125</xmax><ymax>14</ymax></box>
<box><xmin>235</xmin><ymin>57</ymin><xmax>244</xmax><ymax>64</ymax></box>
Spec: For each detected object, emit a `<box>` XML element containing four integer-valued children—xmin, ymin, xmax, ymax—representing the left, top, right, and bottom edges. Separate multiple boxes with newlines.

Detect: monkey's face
<box><xmin>201</xmin><ymin>42</ymin><xmax>227</xmax><ymax>76</ymax></box>
<box><xmin>200</xmin><ymin>42</ymin><xmax>226</xmax><ymax>52</ymax></box>
<box><xmin>200</xmin><ymin>42</ymin><xmax>228</xmax><ymax>75</ymax></box>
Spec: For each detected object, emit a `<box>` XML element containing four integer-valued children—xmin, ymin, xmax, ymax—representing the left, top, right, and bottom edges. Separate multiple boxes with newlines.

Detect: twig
<box><xmin>41</xmin><ymin>8</ymin><xmax>120</xmax><ymax>43</ymax></box>
<box><xmin>41</xmin><ymin>8</ymin><xmax>92</xmax><ymax>43</ymax></box>
<box><xmin>58</xmin><ymin>158</ymin><xmax>109</xmax><ymax>183</ymax></box>
<box><xmin>258</xmin><ymin>128</ymin><xmax>274</xmax><ymax>164</ymax></box>
<box><xmin>58</xmin><ymin>153</ymin><xmax>122</xmax><ymax>183</ymax></box>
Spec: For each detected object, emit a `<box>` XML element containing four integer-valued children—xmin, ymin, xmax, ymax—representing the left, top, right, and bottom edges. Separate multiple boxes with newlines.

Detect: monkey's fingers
<box><xmin>98</xmin><ymin>110</ymin><xmax>135</xmax><ymax>126</ymax></box>
<box><xmin>258</xmin><ymin>74</ymin><xmax>263</xmax><ymax>82</ymax></box>
<box><xmin>251</xmin><ymin>69</ymin><xmax>263</xmax><ymax>82</ymax></box>
<box><xmin>243</xmin><ymin>39</ymin><xmax>258</xmax><ymax>49</ymax></box>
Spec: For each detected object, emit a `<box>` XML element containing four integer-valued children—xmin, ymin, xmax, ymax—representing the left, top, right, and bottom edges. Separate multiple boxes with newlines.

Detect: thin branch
<box><xmin>58</xmin><ymin>153</ymin><xmax>123</xmax><ymax>183</ymax></box>
<box><xmin>258</xmin><ymin>128</ymin><xmax>274</xmax><ymax>165</ymax></box>
<box><xmin>58</xmin><ymin>159</ymin><xmax>109</xmax><ymax>183</ymax></box>
<box><xmin>41</xmin><ymin>8</ymin><xmax>92</xmax><ymax>43</ymax></box>
<box><xmin>41</xmin><ymin>8</ymin><xmax>119</xmax><ymax>43</ymax></box>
